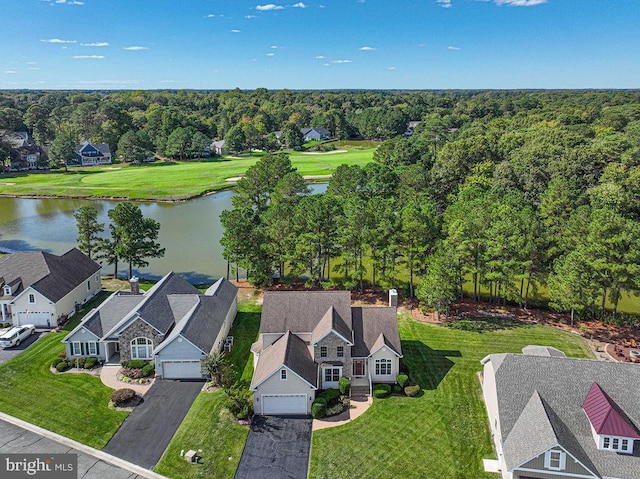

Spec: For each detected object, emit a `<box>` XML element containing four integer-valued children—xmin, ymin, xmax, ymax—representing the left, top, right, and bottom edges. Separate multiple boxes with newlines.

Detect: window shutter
<box><xmin>81</xmin><ymin>343</ymin><xmax>85</xmax><ymax>356</ymax></box>
<box><xmin>96</xmin><ymin>342</ymin><xmax>100</xmax><ymax>355</ymax></box>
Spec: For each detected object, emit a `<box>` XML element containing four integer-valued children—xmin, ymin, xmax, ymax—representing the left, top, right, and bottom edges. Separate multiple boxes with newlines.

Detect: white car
<box><xmin>0</xmin><ymin>325</ymin><xmax>36</xmax><ymax>348</ymax></box>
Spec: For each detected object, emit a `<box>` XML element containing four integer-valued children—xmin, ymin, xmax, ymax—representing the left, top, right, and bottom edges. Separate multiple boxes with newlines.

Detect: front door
<box><xmin>322</xmin><ymin>367</ymin><xmax>342</xmax><ymax>389</ymax></box>
<box><xmin>353</xmin><ymin>359</ymin><xmax>366</xmax><ymax>377</ymax></box>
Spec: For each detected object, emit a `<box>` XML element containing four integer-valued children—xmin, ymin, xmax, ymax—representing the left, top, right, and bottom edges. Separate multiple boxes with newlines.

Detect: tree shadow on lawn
<box><xmin>401</xmin><ymin>340</ymin><xmax>461</xmax><ymax>391</ymax></box>
<box><xmin>445</xmin><ymin>317</ymin><xmax>532</xmax><ymax>334</ymax></box>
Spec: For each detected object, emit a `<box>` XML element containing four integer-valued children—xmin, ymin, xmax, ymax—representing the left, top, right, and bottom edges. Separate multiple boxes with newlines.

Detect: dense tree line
<box><xmin>216</xmin><ymin>89</ymin><xmax>640</xmax><ymax>322</ymax></box>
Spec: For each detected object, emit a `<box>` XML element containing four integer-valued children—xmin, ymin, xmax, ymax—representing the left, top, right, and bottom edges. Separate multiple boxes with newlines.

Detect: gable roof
<box><xmin>311</xmin><ymin>306</ymin><xmax>353</xmax><ymax>345</ymax></box>
<box><xmin>260</xmin><ymin>291</ymin><xmax>352</xmax><ymax>335</ymax></box>
<box><xmin>0</xmin><ymin>248</ymin><xmax>100</xmax><ymax>303</ymax></box>
<box><xmin>156</xmin><ymin>278</ymin><xmax>238</xmax><ymax>354</ymax></box>
<box><xmin>582</xmin><ymin>382</ymin><xmax>640</xmax><ymax>439</ymax></box>
<box><xmin>76</xmin><ymin>141</ymin><xmax>111</xmax><ymax>157</ymax></box>
<box><xmin>75</xmin><ymin>293</ymin><xmax>145</xmax><ymax>339</ymax></box>
<box><xmin>522</xmin><ymin>345</ymin><xmax>567</xmax><ymax>358</ymax></box>
<box><xmin>250</xmin><ymin>330</ymin><xmax>317</xmax><ymax>390</ymax></box>
<box><xmin>351</xmin><ymin>306</ymin><xmax>402</xmax><ymax>357</ymax></box>
<box><xmin>490</xmin><ymin>354</ymin><xmax>640</xmax><ymax>478</ymax></box>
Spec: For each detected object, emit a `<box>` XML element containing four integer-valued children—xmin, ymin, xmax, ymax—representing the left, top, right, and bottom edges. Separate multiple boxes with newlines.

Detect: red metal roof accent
<box><xmin>582</xmin><ymin>382</ymin><xmax>640</xmax><ymax>439</ymax></box>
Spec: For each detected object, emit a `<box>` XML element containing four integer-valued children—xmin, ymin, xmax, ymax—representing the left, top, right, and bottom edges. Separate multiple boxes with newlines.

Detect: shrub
<box><xmin>393</xmin><ymin>385</ymin><xmax>403</xmax><ymax>394</ymax></box>
<box><xmin>405</xmin><ymin>384</ymin><xmax>421</xmax><ymax>397</ymax></box>
<box><xmin>51</xmin><ymin>358</ymin><xmax>64</xmax><ymax>368</ymax></box>
<box><xmin>373</xmin><ymin>384</ymin><xmax>391</xmax><ymax>398</ymax></box>
<box><xmin>311</xmin><ymin>400</ymin><xmax>327</xmax><ymax>418</ymax></box>
<box><xmin>338</xmin><ymin>376</ymin><xmax>351</xmax><ymax>395</ymax></box>
<box><xmin>111</xmin><ymin>388</ymin><xmax>136</xmax><ymax>406</ymax></box>
<box><xmin>225</xmin><ymin>384</ymin><xmax>253</xmax><ymax>420</ymax></box>
<box><xmin>396</xmin><ymin>373</ymin><xmax>409</xmax><ymax>388</ymax></box>
<box><xmin>57</xmin><ymin>352</ymin><xmax>67</xmax><ymax>359</ymax></box>
<box><xmin>340</xmin><ymin>395</ymin><xmax>351</xmax><ymax>407</ymax></box>
<box><xmin>55</xmin><ymin>361</ymin><xmax>70</xmax><ymax>372</ymax></box>
<box><xmin>326</xmin><ymin>403</ymin><xmax>344</xmax><ymax>416</ymax></box>
<box><xmin>313</xmin><ymin>396</ymin><xmax>327</xmax><ymax>406</ymax></box>
<box><xmin>127</xmin><ymin>359</ymin><xmax>147</xmax><ymax>369</ymax></box>
<box><xmin>74</xmin><ymin>357</ymin><xmax>86</xmax><ymax>369</ymax></box>
<box><xmin>141</xmin><ymin>364</ymin><xmax>155</xmax><ymax>378</ymax></box>
<box><xmin>318</xmin><ymin>388</ymin><xmax>341</xmax><ymax>405</ymax></box>
<box><xmin>84</xmin><ymin>357</ymin><xmax>98</xmax><ymax>369</ymax></box>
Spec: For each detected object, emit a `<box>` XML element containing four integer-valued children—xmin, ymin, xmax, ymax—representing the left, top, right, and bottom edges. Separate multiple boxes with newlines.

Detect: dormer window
<box><xmin>3</xmin><ymin>286</ymin><xmax>10</xmax><ymax>296</ymax></box>
<box><xmin>601</xmin><ymin>436</ymin><xmax>634</xmax><ymax>453</ymax></box>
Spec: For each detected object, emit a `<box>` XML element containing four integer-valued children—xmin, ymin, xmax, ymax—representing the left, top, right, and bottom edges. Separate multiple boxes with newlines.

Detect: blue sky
<box><xmin>1</xmin><ymin>0</ymin><xmax>640</xmax><ymax>90</ymax></box>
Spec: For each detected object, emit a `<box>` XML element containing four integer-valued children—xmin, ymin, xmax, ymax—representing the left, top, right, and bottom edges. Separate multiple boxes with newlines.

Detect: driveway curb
<box><xmin>0</xmin><ymin>411</ymin><xmax>169</xmax><ymax>479</ymax></box>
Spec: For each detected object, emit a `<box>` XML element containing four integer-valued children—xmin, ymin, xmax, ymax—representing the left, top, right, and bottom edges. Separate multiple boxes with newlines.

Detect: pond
<box><xmin>0</xmin><ymin>184</ymin><xmax>326</xmax><ymax>283</ymax></box>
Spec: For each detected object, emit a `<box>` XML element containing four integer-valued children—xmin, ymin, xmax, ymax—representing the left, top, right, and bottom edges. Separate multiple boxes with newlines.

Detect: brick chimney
<box><xmin>130</xmin><ymin>276</ymin><xmax>140</xmax><ymax>295</ymax></box>
<box><xmin>389</xmin><ymin>289</ymin><xmax>398</xmax><ymax>308</ymax></box>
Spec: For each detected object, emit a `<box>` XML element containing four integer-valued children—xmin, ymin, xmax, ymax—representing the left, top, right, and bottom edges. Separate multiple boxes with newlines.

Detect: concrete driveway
<box><xmin>102</xmin><ymin>379</ymin><xmax>204</xmax><ymax>469</ymax></box>
<box><xmin>0</xmin><ymin>331</ymin><xmax>43</xmax><ymax>366</ymax></box>
<box><xmin>235</xmin><ymin>416</ymin><xmax>313</xmax><ymax>479</ymax></box>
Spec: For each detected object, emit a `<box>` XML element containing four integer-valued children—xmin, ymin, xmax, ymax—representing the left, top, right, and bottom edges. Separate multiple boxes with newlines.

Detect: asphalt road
<box><xmin>102</xmin><ymin>379</ymin><xmax>204</xmax><ymax>469</ymax></box>
<box><xmin>0</xmin><ymin>331</ymin><xmax>43</xmax><ymax>366</ymax></box>
<box><xmin>235</xmin><ymin>416</ymin><xmax>313</xmax><ymax>479</ymax></box>
<box><xmin>0</xmin><ymin>418</ymin><xmax>146</xmax><ymax>479</ymax></box>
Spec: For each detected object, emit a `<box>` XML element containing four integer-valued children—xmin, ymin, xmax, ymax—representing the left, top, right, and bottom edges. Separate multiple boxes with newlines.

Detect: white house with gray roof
<box><xmin>250</xmin><ymin>290</ymin><xmax>402</xmax><ymax>415</ymax></box>
<box><xmin>481</xmin><ymin>349</ymin><xmax>640</xmax><ymax>479</ymax></box>
<box><xmin>62</xmin><ymin>272</ymin><xmax>237</xmax><ymax>379</ymax></box>
<box><xmin>0</xmin><ymin>248</ymin><xmax>101</xmax><ymax>328</ymax></box>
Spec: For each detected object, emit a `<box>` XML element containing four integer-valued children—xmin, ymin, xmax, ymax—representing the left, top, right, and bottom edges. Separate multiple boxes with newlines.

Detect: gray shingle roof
<box><xmin>352</xmin><ymin>306</ymin><xmax>402</xmax><ymax>358</ymax></box>
<box><xmin>0</xmin><ymin>248</ymin><xmax>100</xmax><ymax>302</ymax></box>
<box><xmin>311</xmin><ymin>306</ymin><xmax>353</xmax><ymax>345</ymax></box>
<box><xmin>492</xmin><ymin>354</ymin><xmax>640</xmax><ymax>478</ymax></box>
<box><xmin>136</xmin><ymin>272</ymin><xmax>200</xmax><ymax>334</ymax></box>
<box><xmin>260</xmin><ymin>291</ymin><xmax>352</xmax><ymax>334</ymax></box>
<box><xmin>522</xmin><ymin>345</ymin><xmax>567</xmax><ymax>357</ymax></box>
<box><xmin>251</xmin><ymin>330</ymin><xmax>317</xmax><ymax>389</ymax></box>
<box><xmin>83</xmin><ymin>293</ymin><xmax>145</xmax><ymax>338</ymax></box>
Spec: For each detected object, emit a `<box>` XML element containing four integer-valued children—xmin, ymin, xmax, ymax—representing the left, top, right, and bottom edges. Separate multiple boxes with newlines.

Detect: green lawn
<box><xmin>0</xmin><ymin>149</ymin><xmax>374</xmax><ymax>201</ymax></box>
<box><xmin>308</xmin><ymin>315</ymin><xmax>593</xmax><ymax>479</ymax></box>
<box><xmin>154</xmin><ymin>303</ymin><xmax>261</xmax><ymax>479</ymax></box>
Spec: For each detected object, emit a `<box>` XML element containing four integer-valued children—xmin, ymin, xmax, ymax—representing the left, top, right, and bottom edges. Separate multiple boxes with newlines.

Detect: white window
<box><xmin>324</xmin><ymin>368</ymin><xmax>340</xmax><ymax>382</ymax></box>
<box><xmin>71</xmin><ymin>342</ymin><xmax>82</xmax><ymax>356</ymax></box>
<box><xmin>87</xmin><ymin>342</ymin><xmax>97</xmax><ymax>356</ymax></box>
<box><xmin>130</xmin><ymin>337</ymin><xmax>153</xmax><ymax>360</ymax></box>
<box><xmin>3</xmin><ymin>286</ymin><xmax>10</xmax><ymax>296</ymax></box>
<box><xmin>544</xmin><ymin>449</ymin><xmax>566</xmax><ymax>471</ymax></box>
<box><xmin>28</xmin><ymin>293</ymin><xmax>35</xmax><ymax>304</ymax></box>
<box><xmin>280</xmin><ymin>369</ymin><xmax>287</xmax><ymax>380</ymax></box>
<box><xmin>320</xmin><ymin>346</ymin><xmax>327</xmax><ymax>358</ymax></box>
<box><xmin>375</xmin><ymin>358</ymin><xmax>392</xmax><ymax>375</ymax></box>
<box><xmin>337</xmin><ymin>346</ymin><xmax>344</xmax><ymax>358</ymax></box>
<box><xmin>601</xmin><ymin>435</ymin><xmax>634</xmax><ymax>453</ymax></box>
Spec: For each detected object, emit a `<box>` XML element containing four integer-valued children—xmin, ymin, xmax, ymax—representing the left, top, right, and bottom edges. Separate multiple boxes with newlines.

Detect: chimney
<box><xmin>389</xmin><ymin>289</ymin><xmax>398</xmax><ymax>308</ymax></box>
<box><xmin>130</xmin><ymin>276</ymin><xmax>140</xmax><ymax>295</ymax></box>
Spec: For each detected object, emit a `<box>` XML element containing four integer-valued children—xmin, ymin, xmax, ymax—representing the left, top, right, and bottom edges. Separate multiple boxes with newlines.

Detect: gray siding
<box><xmin>516</xmin><ymin>449</ymin><xmax>596</xmax><ymax>478</ymax></box>
<box><xmin>156</xmin><ymin>335</ymin><xmax>203</xmax><ymax>377</ymax></box>
<box><xmin>253</xmin><ymin>369</ymin><xmax>314</xmax><ymax>415</ymax></box>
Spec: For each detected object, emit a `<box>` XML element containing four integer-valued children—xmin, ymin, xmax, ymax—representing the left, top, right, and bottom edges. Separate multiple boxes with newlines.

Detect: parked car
<box><xmin>0</xmin><ymin>325</ymin><xmax>35</xmax><ymax>348</ymax></box>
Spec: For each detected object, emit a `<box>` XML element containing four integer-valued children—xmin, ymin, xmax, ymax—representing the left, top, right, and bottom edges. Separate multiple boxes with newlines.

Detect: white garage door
<box><xmin>162</xmin><ymin>360</ymin><xmax>202</xmax><ymax>379</ymax></box>
<box><xmin>17</xmin><ymin>311</ymin><xmax>51</xmax><ymax>327</ymax></box>
<box><xmin>261</xmin><ymin>394</ymin><xmax>308</xmax><ymax>415</ymax></box>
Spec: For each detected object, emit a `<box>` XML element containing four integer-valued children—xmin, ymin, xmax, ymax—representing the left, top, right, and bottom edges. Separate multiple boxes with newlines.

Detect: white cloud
<box><xmin>206</xmin><ymin>14</ymin><xmax>216</xmax><ymax>18</ymax></box>
<box><xmin>72</xmin><ymin>55</ymin><xmax>105</xmax><ymax>59</ymax></box>
<box><xmin>4</xmin><ymin>71</ymin><xmax>18</xmax><ymax>74</ymax></box>
<box><xmin>323</xmin><ymin>63</ymin><xmax>330</xmax><ymax>67</ymax></box>
<box><xmin>292</xmin><ymin>2</ymin><xmax>306</xmax><ymax>7</ymax></box>
<box><xmin>123</xmin><ymin>46</ymin><xmax>148</xmax><ymax>50</ymax></box>
<box><xmin>437</xmin><ymin>0</ymin><xmax>453</xmax><ymax>8</ymax></box>
<box><xmin>271</xmin><ymin>45</ymin><xmax>280</xmax><ymax>49</ymax></box>
<box><xmin>266</xmin><ymin>53</ymin><xmax>275</xmax><ymax>56</ymax></box>
<box><xmin>418</xmin><ymin>43</ymin><xmax>427</xmax><ymax>48</ymax></box>
<box><xmin>28</xmin><ymin>67</ymin><xmax>39</xmax><ymax>70</ymax></box>
<box><xmin>231</xmin><ymin>29</ymin><xmax>241</xmax><ymax>33</ymax></box>
<box><xmin>332</xmin><ymin>59</ymin><xmax>352</xmax><ymax>64</ymax></box>
<box><xmin>315</xmin><ymin>55</ymin><xmax>326</xmax><ymax>59</ymax></box>
<box><xmin>359</xmin><ymin>46</ymin><xmax>376</xmax><ymax>51</ymax></box>
<box><xmin>80</xmin><ymin>42</ymin><xmax>109</xmax><ymax>47</ymax></box>
<box><xmin>245</xmin><ymin>15</ymin><xmax>257</xmax><ymax>18</ymax></box>
<box><xmin>26</xmin><ymin>61</ymin><xmax>37</xmax><ymax>65</ymax></box>
<box><xmin>495</xmin><ymin>0</ymin><xmax>547</xmax><ymax>5</ymax></box>
<box><xmin>447</xmin><ymin>46</ymin><xmax>461</xmax><ymax>50</ymax></box>
<box><xmin>41</xmin><ymin>38</ymin><xmax>76</xmax><ymax>43</ymax></box>
<box><xmin>256</xmin><ymin>4</ymin><xmax>284</xmax><ymax>10</ymax></box>
<box><xmin>387</xmin><ymin>66</ymin><xmax>396</xmax><ymax>70</ymax></box>
<box><xmin>54</xmin><ymin>0</ymin><xmax>84</xmax><ymax>4</ymax></box>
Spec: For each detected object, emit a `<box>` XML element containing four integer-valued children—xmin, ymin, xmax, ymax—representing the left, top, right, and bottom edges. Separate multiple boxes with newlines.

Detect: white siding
<box><xmin>368</xmin><ymin>347</ymin><xmax>400</xmax><ymax>383</ymax></box>
<box><xmin>482</xmin><ymin>359</ymin><xmax>511</xmax><ymax>479</ymax></box>
<box><xmin>210</xmin><ymin>297</ymin><xmax>237</xmax><ymax>353</ymax></box>
<box><xmin>11</xmin><ymin>289</ymin><xmax>56</xmax><ymax>327</ymax></box>
<box><xmin>253</xmin><ymin>368</ymin><xmax>314</xmax><ymax>415</ymax></box>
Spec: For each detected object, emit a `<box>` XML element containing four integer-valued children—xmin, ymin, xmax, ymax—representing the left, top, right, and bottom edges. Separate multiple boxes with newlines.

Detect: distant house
<box><xmin>211</xmin><ymin>139</ymin><xmax>227</xmax><ymax>156</ymax></box>
<box><xmin>250</xmin><ymin>289</ymin><xmax>402</xmax><ymax>415</ymax></box>
<box><xmin>301</xmin><ymin>127</ymin><xmax>331</xmax><ymax>142</ymax></box>
<box><xmin>0</xmin><ymin>248</ymin><xmax>101</xmax><ymax>328</ymax></box>
<box><xmin>71</xmin><ymin>141</ymin><xmax>112</xmax><ymax>166</ymax></box>
<box><xmin>0</xmin><ymin>130</ymin><xmax>44</xmax><ymax>171</ymax></box>
<box><xmin>62</xmin><ymin>272</ymin><xmax>238</xmax><ymax>379</ymax></box>
<box><xmin>481</xmin><ymin>348</ymin><xmax>640</xmax><ymax>479</ymax></box>
<box><xmin>402</xmin><ymin>121</ymin><xmax>420</xmax><ymax>138</ymax></box>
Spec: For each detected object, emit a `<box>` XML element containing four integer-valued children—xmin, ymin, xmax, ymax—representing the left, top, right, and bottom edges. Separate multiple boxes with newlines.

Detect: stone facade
<box><xmin>314</xmin><ymin>332</ymin><xmax>352</xmax><ymax>381</ymax></box>
<box><xmin>118</xmin><ymin>318</ymin><xmax>164</xmax><ymax>362</ymax></box>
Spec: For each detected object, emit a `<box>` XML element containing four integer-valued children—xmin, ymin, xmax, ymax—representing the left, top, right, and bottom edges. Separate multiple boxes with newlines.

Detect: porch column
<box><xmin>1</xmin><ymin>304</ymin><xmax>6</xmax><ymax>323</ymax></box>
